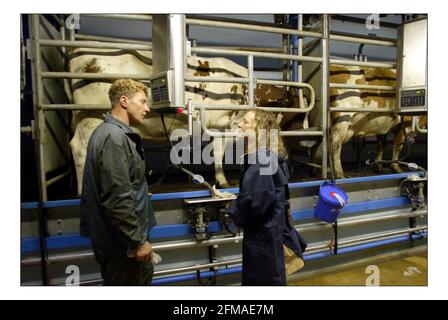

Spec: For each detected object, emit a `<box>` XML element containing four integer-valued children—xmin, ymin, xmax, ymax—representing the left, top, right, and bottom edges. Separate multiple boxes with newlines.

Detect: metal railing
<box><xmin>21</xmin><ymin>208</ymin><xmax>428</xmax><ymax>272</ymax></box>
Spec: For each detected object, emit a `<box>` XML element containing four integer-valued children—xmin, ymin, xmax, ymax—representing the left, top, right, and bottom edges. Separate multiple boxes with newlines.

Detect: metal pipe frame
<box><xmin>297</xmin><ymin>14</ymin><xmax>308</xmax><ymax>128</ymax></box>
<box><xmin>185</xmin><ymin>77</ymin><xmax>250</xmax><ymax>84</ymax></box>
<box><xmin>75</xmin><ymin>33</ymin><xmax>153</xmax><ymax>46</ymax></box>
<box><xmin>187</xmin><ymin>100</ymin><xmax>194</xmax><ymax>136</ymax></box>
<box><xmin>82</xmin><ymin>240</ymin><xmax>428</xmax><ymax>286</ymax></box>
<box><xmin>321</xmin><ymin>14</ymin><xmax>329</xmax><ymax>180</ymax></box>
<box><xmin>155</xmin><ymin>258</ymin><xmax>242</xmax><ymax>277</ymax></box>
<box><xmin>39</xmin><ymin>39</ymin><xmax>152</xmax><ymax>51</ymax></box>
<box><xmin>30</xmin><ymin>14</ymin><xmax>50</xmax><ymax>286</ymax></box>
<box><xmin>186</xmin><ymin>18</ymin><xmax>323</xmax><ymax>38</ymax></box>
<box><xmin>194</xmin><ymin>103</ymin><xmax>315</xmax><ymax>114</ymax></box>
<box><xmin>198</xmin><ymin>107</ymin><xmax>322</xmax><ymax>138</ymax></box>
<box><xmin>75</xmin><ymin>34</ymin><xmax>282</xmax><ymax>53</ymax></box>
<box><xmin>330</xmin><ymin>58</ymin><xmax>396</xmax><ymax>69</ymax></box>
<box><xmin>338</xmin><ymin>226</ymin><xmax>427</xmax><ymax>247</ymax></box>
<box><xmin>40</xmin><ymin>71</ymin><xmax>151</xmax><ymax>80</ymax></box>
<box><xmin>31</xmin><ymin>15</ymin><xmax>47</xmax><ymax>201</ymax></box>
<box><xmin>329</xmin><ymin>83</ymin><xmax>396</xmax><ymax>91</ymax></box>
<box><xmin>154</xmin><ymin>231</ymin><xmax>427</xmax><ymax>285</ymax></box>
<box><xmin>41</xmin><ymin>104</ymin><xmax>111</xmax><ymax>111</ymax></box>
<box><xmin>330</xmin><ymin>34</ymin><xmax>396</xmax><ymax>47</ymax></box>
<box><xmin>256</xmin><ymin>79</ymin><xmax>316</xmax><ymax>112</ymax></box>
<box><xmin>46</xmin><ymin>170</ymin><xmax>71</xmax><ymax>187</ymax></box>
<box><xmin>186</xmin><ymin>17</ymin><xmax>397</xmax><ymax>49</ymax></box>
<box><xmin>21</xmin><ymin>208</ymin><xmax>427</xmax><ymax>267</ymax></box>
<box><xmin>191</xmin><ymin>47</ymin><xmax>323</xmax><ymax>63</ymax></box>
<box><xmin>330</xmin><ymin>107</ymin><xmax>394</xmax><ymax>113</ymax></box>
<box><xmin>248</xmin><ymin>55</ymin><xmax>254</xmax><ymax>107</ymax></box>
<box><xmin>21</xmin><ymin>172</ymin><xmax>425</xmax><ymax>210</ymax></box>
<box><xmin>201</xmin><ymin>46</ymin><xmax>283</xmax><ymax>53</ymax></box>
<box><xmin>23</xmin><ymin>228</ymin><xmax>428</xmax><ymax>282</ymax></box>
<box><xmin>82</xmin><ymin>14</ymin><xmax>153</xmax><ymax>21</ymax></box>
<box><xmin>190</xmin><ymin>14</ymin><xmax>293</xmax><ymax>30</ymax></box>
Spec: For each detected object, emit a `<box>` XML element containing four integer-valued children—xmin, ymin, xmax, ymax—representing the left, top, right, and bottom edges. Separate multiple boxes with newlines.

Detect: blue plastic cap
<box><xmin>319</xmin><ymin>182</ymin><xmax>348</xmax><ymax>208</ymax></box>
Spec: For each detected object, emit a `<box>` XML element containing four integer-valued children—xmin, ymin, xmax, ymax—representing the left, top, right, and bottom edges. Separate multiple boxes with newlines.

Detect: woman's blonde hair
<box><xmin>248</xmin><ymin>108</ymin><xmax>287</xmax><ymax>159</ymax></box>
<box><xmin>108</xmin><ymin>79</ymin><xmax>148</xmax><ymax>107</ymax></box>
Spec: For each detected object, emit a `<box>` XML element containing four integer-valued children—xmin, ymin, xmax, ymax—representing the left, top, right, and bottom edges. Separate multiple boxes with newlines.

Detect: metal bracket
<box><xmin>399</xmin><ymin>175</ymin><xmax>427</xmax><ymax>210</ymax></box>
<box><xmin>184</xmin><ymin>196</ymin><xmax>236</xmax><ymax>241</ymax></box>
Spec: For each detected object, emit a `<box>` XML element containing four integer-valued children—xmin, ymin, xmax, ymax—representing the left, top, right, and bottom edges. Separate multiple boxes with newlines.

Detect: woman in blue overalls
<box><xmin>227</xmin><ymin>109</ymin><xmax>307</xmax><ymax>286</ymax></box>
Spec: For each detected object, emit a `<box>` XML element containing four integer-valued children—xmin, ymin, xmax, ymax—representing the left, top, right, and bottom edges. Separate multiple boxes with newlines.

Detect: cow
<box><xmin>284</xmin><ymin>60</ymin><xmax>426</xmax><ymax>179</ymax></box>
<box><xmin>65</xmin><ymin>43</ymin><xmax>295</xmax><ymax>194</ymax></box>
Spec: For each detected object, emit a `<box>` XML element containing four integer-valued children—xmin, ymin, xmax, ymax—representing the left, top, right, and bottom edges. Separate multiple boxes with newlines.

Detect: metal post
<box><xmin>297</xmin><ymin>14</ymin><xmax>308</xmax><ymax>128</ymax></box>
<box><xmin>60</xmin><ymin>17</ymin><xmax>73</xmax><ymax>193</ymax></box>
<box><xmin>321</xmin><ymin>14</ymin><xmax>329</xmax><ymax>180</ymax></box>
<box><xmin>188</xmin><ymin>100</ymin><xmax>194</xmax><ymax>136</ymax></box>
<box><xmin>248</xmin><ymin>55</ymin><xmax>254</xmax><ymax>107</ymax></box>
<box><xmin>31</xmin><ymin>14</ymin><xmax>49</xmax><ymax>285</ymax></box>
<box><xmin>282</xmin><ymin>32</ymin><xmax>289</xmax><ymax>81</ymax></box>
<box><xmin>31</xmin><ymin>15</ymin><xmax>47</xmax><ymax>201</ymax></box>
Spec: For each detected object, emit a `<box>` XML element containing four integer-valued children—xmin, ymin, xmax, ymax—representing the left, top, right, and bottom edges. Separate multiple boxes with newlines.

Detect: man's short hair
<box><xmin>108</xmin><ymin>79</ymin><xmax>148</xmax><ymax>107</ymax></box>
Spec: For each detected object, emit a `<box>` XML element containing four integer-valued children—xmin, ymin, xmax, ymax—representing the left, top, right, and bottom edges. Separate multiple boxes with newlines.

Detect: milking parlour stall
<box><xmin>20</xmin><ymin>14</ymin><xmax>428</xmax><ymax>287</ymax></box>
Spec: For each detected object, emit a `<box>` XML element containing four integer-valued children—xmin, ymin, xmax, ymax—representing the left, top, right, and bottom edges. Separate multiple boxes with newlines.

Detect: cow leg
<box><xmin>212</xmin><ymin>136</ymin><xmax>230</xmax><ymax>188</ymax></box>
<box><xmin>70</xmin><ymin>117</ymin><xmax>103</xmax><ymax>195</ymax></box>
<box><xmin>391</xmin><ymin>127</ymin><xmax>406</xmax><ymax>173</ymax></box>
<box><xmin>376</xmin><ymin>134</ymin><xmax>387</xmax><ymax>173</ymax></box>
<box><xmin>331</xmin><ymin>121</ymin><xmax>351</xmax><ymax>179</ymax></box>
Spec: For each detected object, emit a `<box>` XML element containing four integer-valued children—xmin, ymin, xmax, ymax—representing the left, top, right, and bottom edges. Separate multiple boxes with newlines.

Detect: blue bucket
<box><xmin>314</xmin><ymin>181</ymin><xmax>348</xmax><ymax>223</ymax></box>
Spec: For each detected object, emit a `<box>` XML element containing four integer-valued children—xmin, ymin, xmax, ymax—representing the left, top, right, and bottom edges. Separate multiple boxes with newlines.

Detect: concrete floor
<box><xmin>289</xmin><ymin>253</ymin><xmax>427</xmax><ymax>286</ymax></box>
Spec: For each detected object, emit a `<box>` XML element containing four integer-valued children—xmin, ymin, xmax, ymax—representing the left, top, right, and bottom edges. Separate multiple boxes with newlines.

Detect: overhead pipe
<box><xmin>329</xmin><ymin>83</ymin><xmax>396</xmax><ymax>91</ymax></box>
<box><xmin>39</xmin><ymin>39</ymin><xmax>152</xmax><ymax>51</ymax></box>
<box><xmin>186</xmin><ymin>18</ymin><xmax>323</xmax><ymax>38</ymax></box>
<box><xmin>191</xmin><ymin>47</ymin><xmax>323</xmax><ymax>63</ymax></box>
<box><xmin>75</xmin><ymin>33</ymin><xmax>153</xmax><ymax>46</ymax></box>
<box><xmin>40</xmin><ymin>71</ymin><xmax>151</xmax><ymax>80</ymax></box>
<box><xmin>330</xmin><ymin>107</ymin><xmax>394</xmax><ymax>113</ymax></box>
<box><xmin>41</xmin><ymin>104</ymin><xmax>111</xmax><ymax>111</ymax></box>
<box><xmin>330</xmin><ymin>58</ymin><xmax>396</xmax><ymax>69</ymax></box>
<box><xmin>82</xmin><ymin>14</ymin><xmax>153</xmax><ymax>21</ymax></box>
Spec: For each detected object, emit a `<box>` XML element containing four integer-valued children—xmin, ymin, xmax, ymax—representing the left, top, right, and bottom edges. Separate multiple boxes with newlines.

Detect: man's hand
<box><xmin>135</xmin><ymin>241</ymin><xmax>153</xmax><ymax>262</ymax></box>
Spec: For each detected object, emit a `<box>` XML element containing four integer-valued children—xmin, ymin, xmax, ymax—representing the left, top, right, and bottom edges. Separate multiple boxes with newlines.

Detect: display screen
<box><xmin>401</xmin><ymin>89</ymin><xmax>426</xmax><ymax>108</ymax></box>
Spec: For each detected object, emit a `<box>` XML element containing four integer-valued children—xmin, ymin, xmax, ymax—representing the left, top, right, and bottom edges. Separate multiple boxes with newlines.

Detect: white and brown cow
<box><xmin>65</xmin><ymin>43</ymin><xmax>293</xmax><ymax>194</ymax></box>
<box><xmin>328</xmin><ymin>64</ymin><xmax>400</xmax><ymax>178</ymax></box>
<box><xmin>285</xmin><ymin>61</ymin><xmax>426</xmax><ymax>179</ymax></box>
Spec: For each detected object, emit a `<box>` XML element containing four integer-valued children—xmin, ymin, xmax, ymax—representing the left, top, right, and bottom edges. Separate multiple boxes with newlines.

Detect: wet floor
<box><xmin>289</xmin><ymin>253</ymin><xmax>427</xmax><ymax>286</ymax></box>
